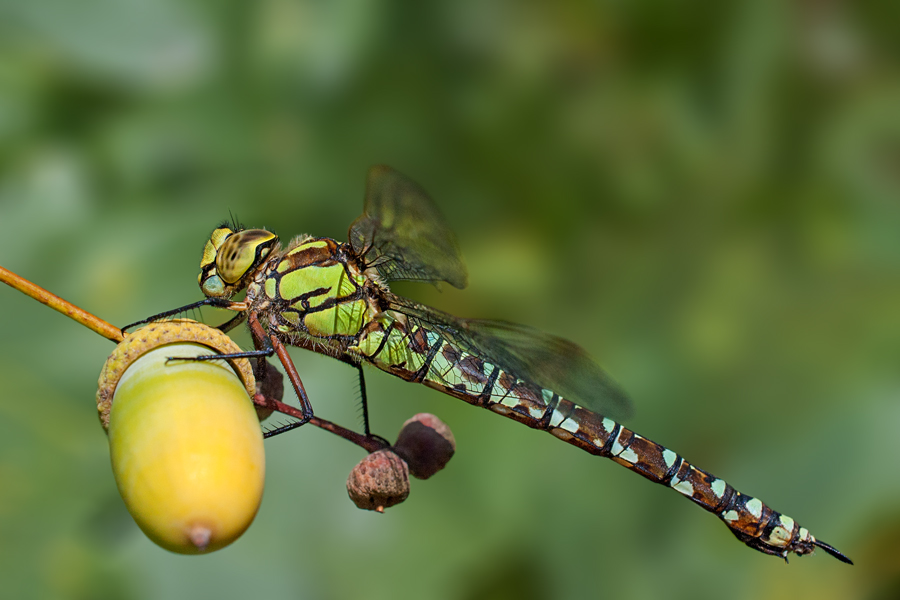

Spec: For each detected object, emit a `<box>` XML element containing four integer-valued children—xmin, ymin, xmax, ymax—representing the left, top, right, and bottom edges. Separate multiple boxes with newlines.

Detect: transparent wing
<box><xmin>387</xmin><ymin>296</ymin><xmax>633</xmax><ymax>422</ymax></box>
<box><xmin>348</xmin><ymin>165</ymin><xmax>468</xmax><ymax>289</ymax></box>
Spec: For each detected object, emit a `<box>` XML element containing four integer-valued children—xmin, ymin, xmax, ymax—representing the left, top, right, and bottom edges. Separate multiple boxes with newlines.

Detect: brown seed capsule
<box><xmin>393</xmin><ymin>413</ymin><xmax>456</xmax><ymax>480</ymax></box>
<box><xmin>254</xmin><ymin>361</ymin><xmax>285</xmax><ymax>421</ymax></box>
<box><xmin>346</xmin><ymin>449</ymin><xmax>410</xmax><ymax>512</ymax></box>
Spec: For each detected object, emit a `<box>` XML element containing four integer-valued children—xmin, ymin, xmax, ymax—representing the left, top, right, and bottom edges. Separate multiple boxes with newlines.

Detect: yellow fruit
<box><xmin>98</xmin><ymin>322</ymin><xmax>264</xmax><ymax>554</ymax></box>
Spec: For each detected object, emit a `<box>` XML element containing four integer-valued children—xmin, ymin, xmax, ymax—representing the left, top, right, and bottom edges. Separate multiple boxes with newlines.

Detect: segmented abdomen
<box><xmin>352</xmin><ymin>319</ymin><xmax>849</xmax><ymax>563</ymax></box>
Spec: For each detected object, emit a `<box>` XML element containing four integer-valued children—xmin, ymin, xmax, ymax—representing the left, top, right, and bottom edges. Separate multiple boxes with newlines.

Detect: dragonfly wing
<box><xmin>348</xmin><ymin>165</ymin><xmax>468</xmax><ymax>289</ymax></box>
<box><xmin>387</xmin><ymin>297</ymin><xmax>634</xmax><ymax>422</ymax></box>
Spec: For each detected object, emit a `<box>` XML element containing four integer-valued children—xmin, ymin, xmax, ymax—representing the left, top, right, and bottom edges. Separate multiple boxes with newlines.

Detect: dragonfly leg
<box><xmin>218</xmin><ymin>310</ymin><xmax>247</xmax><ymax>334</ymax></box>
<box><xmin>122</xmin><ymin>297</ymin><xmax>245</xmax><ymax>334</ymax></box>
<box><xmin>248</xmin><ymin>312</ymin><xmax>315</xmax><ymax>434</ymax></box>
<box><xmin>165</xmin><ymin>317</ymin><xmax>276</xmax><ymax>378</ymax></box>
<box><xmin>355</xmin><ymin>363</ymin><xmax>372</xmax><ymax>437</ymax></box>
<box><xmin>272</xmin><ymin>333</ymin><xmax>386</xmax><ymax>444</ymax></box>
<box><xmin>346</xmin><ymin>365</ymin><xmax>390</xmax><ymax>446</ymax></box>
<box><xmin>341</xmin><ymin>358</ymin><xmax>388</xmax><ymax>446</ymax></box>
<box><xmin>168</xmin><ymin>308</ymin><xmax>273</xmax><ymax>363</ymax></box>
<box><xmin>169</xmin><ymin>348</ymin><xmax>275</xmax><ymax>362</ymax></box>
<box><xmin>251</xmin><ymin>361</ymin><xmax>388</xmax><ymax>450</ymax></box>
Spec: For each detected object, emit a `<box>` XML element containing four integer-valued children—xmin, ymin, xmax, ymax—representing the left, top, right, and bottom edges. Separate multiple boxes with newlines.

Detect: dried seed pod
<box><xmin>346</xmin><ymin>449</ymin><xmax>410</xmax><ymax>512</ymax></box>
<box><xmin>254</xmin><ymin>360</ymin><xmax>285</xmax><ymax>421</ymax></box>
<box><xmin>97</xmin><ymin>320</ymin><xmax>264</xmax><ymax>554</ymax></box>
<box><xmin>393</xmin><ymin>413</ymin><xmax>456</xmax><ymax>479</ymax></box>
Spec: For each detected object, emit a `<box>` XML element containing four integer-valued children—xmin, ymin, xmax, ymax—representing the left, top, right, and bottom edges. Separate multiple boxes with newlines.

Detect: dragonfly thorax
<box><xmin>198</xmin><ymin>227</ymin><xmax>279</xmax><ymax>298</ymax></box>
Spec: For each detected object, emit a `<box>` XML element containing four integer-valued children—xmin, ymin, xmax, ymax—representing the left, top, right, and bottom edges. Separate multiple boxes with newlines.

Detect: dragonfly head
<box><xmin>199</xmin><ymin>226</ymin><xmax>279</xmax><ymax>298</ymax></box>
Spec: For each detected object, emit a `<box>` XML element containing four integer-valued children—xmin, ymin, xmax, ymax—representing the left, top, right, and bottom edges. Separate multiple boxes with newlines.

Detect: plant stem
<box><xmin>0</xmin><ymin>265</ymin><xmax>124</xmax><ymax>343</ymax></box>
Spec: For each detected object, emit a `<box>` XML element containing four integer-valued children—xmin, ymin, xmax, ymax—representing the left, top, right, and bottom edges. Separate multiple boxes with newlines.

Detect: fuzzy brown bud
<box><xmin>346</xmin><ymin>449</ymin><xmax>410</xmax><ymax>512</ymax></box>
<box><xmin>254</xmin><ymin>361</ymin><xmax>284</xmax><ymax>421</ymax></box>
<box><xmin>393</xmin><ymin>413</ymin><xmax>456</xmax><ymax>479</ymax></box>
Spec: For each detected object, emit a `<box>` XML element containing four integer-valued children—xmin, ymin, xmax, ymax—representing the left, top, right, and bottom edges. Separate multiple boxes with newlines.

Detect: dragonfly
<box><xmin>127</xmin><ymin>165</ymin><xmax>851</xmax><ymax>564</ymax></box>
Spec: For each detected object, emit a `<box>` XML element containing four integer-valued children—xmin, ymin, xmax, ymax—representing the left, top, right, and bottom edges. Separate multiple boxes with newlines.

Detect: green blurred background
<box><xmin>1</xmin><ymin>1</ymin><xmax>899</xmax><ymax>598</ymax></box>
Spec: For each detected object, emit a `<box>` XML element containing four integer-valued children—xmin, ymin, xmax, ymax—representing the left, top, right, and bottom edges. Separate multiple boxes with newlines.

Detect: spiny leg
<box><xmin>218</xmin><ymin>311</ymin><xmax>247</xmax><ymax>334</ymax></box>
<box><xmin>262</xmin><ymin>335</ymin><xmax>314</xmax><ymax>434</ymax></box>
<box><xmin>246</xmin><ymin>311</ymin><xmax>314</xmax><ymax>435</ymax></box>
<box><xmin>266</xmin><ymin>333</ymin><xmax>386</xmax><ymax>445</ymax></box>
<box><xmin>252</xmin><ymin>370</ymin><xmax>387</xmax><ymax>450</ymax></box>
<box><xmin>251</xmin><ymin>360</ymin><xmax>390</xmax><ymax>452</ymax></box>
<box><xmin>339</xmin><ymin>358</ymin><xmax>388</xmax><ymax>446</ymax></box>
<box><xmin>122</xmin><ymin>297</ymin><xmax>246</xmax><ymax>334</ymax></box>
<box><xmin>356</xmin><ymin>363</ymin><xmax>371</xmax><ymax>437</ymax></box>
<box><xmin>167</xmin><ymin>311</ymin><xmax>276</xmax><ymax>361</ymax></box>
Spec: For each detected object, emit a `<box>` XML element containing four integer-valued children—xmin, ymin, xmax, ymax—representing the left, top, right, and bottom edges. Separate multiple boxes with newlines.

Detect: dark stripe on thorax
<box><xmin>367</xmin><ymin>321</ymin><xmax>395</xmax><ymax>361</ymax></box>
<box><xmin>300</xmin><ymin>287</ymin><xmax>365</xmax><ymax>314</ymax></box>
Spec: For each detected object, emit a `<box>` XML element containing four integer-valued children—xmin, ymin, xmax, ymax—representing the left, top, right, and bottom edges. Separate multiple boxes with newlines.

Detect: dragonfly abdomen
<box><xmin>353</xmin><ymin>318</ymin><xmax>850</xmax><ymax>563</ymax></box>
<box><xmin>492</xmin><ymin>387</ymin><xmax>847</xmax><ymax>562</ymax></box>
<box><xmin>539</xmin><ymin>400</ymin><xmax>824</xmax><ymax>559</ymax></box>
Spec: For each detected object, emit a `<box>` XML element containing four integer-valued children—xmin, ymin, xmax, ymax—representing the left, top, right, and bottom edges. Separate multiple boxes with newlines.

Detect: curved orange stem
<box><xmin>0</xmin><ymin>265</ymin><xmax>124</xmax><ymax>343</ymax></box>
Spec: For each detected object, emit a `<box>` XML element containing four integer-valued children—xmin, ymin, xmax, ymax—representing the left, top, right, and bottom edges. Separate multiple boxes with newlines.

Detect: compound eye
<box><xmin>200</xmin><ymin>273</ymin><xmax>226</xmax><ymax>297</ymax></box>
<box><xmin>215</xmin><ymin>229</ymin><xmax>276</xmax><ymax>284</ymax></box>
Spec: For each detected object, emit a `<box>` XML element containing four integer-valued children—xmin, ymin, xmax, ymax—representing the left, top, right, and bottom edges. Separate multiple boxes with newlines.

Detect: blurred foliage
<box><xmin>1</xmin><ymin>0</ymin><xmax>899</xmax><ymax>599</ymax></box>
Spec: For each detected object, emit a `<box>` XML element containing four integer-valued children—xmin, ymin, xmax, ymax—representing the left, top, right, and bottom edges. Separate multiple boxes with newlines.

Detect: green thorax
<box><xmin>251</xmin><ymin>237</ymin><xmax>372</xmax><ymax>340</ymax></box>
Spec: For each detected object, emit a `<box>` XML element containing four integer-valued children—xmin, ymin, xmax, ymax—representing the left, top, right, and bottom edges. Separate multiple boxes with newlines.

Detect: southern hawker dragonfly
<box><xmin>127</xmin><ymin>165</ymin><xmax>851</xmax><ymax>564</ymax></box>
